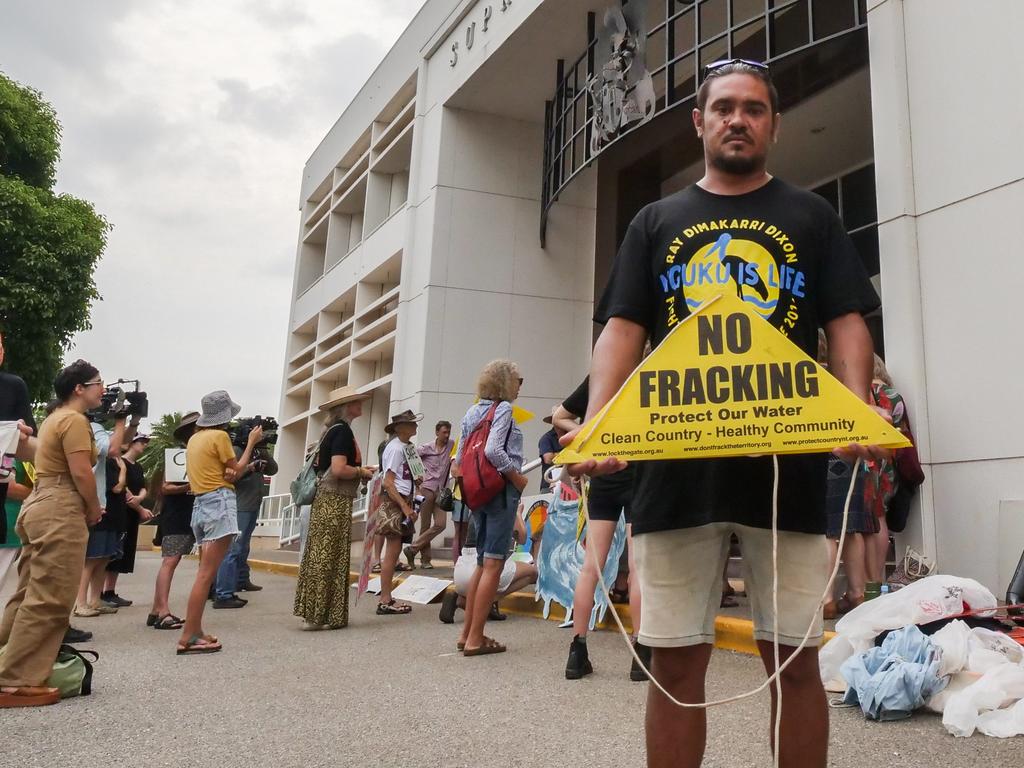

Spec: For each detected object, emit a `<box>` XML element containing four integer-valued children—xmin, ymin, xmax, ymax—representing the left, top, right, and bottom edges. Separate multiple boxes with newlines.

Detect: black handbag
<box><xmin>437</xmin><ymin>487</ymin><xmax>454</xmax><ymax>512</ymax></box>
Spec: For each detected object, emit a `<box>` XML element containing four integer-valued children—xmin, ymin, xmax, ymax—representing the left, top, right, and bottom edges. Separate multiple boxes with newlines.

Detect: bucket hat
<box><xmin>196</xmin><ymin>390</ymin><xmax>241</xmax><ymax>427</ymax></box>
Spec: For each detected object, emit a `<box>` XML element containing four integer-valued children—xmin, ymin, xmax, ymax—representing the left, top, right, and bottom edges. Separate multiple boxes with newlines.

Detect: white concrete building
<box><xmin>277</xmin><ymin>0</ymin><xmax>1024</xmax><ymax>595</ymax></box>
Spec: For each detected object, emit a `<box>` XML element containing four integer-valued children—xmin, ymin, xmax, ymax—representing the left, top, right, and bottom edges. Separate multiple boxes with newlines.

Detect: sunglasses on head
<box><xmin>701</xmin><ymin>58</ymin><xmax>770</xmax><ymax>82</ymax></box>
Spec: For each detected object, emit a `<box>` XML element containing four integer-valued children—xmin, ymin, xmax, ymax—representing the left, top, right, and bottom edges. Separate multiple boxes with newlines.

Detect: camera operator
<box><xmin>74</xmin><ymin>384</ymin><xmax>144</xmax><ymax>619</ymax></box>
<box><xmin>214</xmin><ymin>418</ymin><xmax>278</xmax><ymax>608</ymax></box>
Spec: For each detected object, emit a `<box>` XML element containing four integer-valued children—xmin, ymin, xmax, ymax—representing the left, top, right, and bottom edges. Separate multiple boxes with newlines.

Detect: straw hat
<box><xmin>319</xmin><ymin>385</ymin><xmax>371</xmax><ymax>411</ymax></box>
<box><xmin>173</xmin><ymin>411</ymin><xmax>201</xmax><ymax>443</ymax></box>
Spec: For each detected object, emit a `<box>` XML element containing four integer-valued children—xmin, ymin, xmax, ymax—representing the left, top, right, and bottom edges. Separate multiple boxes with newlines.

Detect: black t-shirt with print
<box><xmin>594</xmin><ymin>178</ymin><xmax>880</xmax><ymax>535</ymax></box>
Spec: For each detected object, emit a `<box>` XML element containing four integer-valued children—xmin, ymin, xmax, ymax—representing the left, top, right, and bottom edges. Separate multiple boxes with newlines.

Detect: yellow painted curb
<box><xmin>247</xmin><ymin>558</ymin><xmax>835</xmax><ymax>655</ymax></box>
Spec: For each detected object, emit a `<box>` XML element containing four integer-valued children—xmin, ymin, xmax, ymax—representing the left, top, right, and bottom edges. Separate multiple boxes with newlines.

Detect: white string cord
<box><xmin>771</xmin><ymin>453</ymin><xmax>782</xmax><ymax>768</ymax></box>
<box><xmin>582</xmin><ymin>456</ymin><xmax>862</xmax><ymax>725</ymax></box>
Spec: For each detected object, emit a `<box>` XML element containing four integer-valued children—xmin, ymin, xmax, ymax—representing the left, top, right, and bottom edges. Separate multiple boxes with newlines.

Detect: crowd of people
<box><xmin>1</xmin><ymin>58</ymin><xmax>923</xmax><ymax>768</ymax></box>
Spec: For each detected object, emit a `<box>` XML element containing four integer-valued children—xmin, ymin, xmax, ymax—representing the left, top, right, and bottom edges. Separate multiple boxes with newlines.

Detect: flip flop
<box><xmin>176</xmin><ymin>634</ymin><xmax>222</xmax><ymax>655</ymax></box>
<box><xmin>0</xmin><ymin>686</ymin><xmax>61</xmax><ymax>708</ymax></box>
<box><xmin>395</xmin><ymin>563</ymin><xmax>414</xmax><ymax>572</ymax></box>
<box><xmin>153</xmin><ymin>614</ymin><xmax>185</xmax><ymax>630</ymax></box>
<box><xmin>463</xmin><ymin>637</ymin><xmax>507</xmax><ymax>657</ymax></box>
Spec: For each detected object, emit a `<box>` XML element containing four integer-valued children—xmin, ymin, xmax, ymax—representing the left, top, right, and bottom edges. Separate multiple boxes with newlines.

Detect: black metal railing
<box><xmin>541</xmin><ymin>0</ymin><xmax>868</xmax><ymax>245</ymax></box>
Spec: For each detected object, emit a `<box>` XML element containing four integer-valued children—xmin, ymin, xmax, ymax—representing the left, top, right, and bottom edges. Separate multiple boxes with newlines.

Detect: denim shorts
<box><xmin>472</xmin><ymin>486</ymin><xmax>522</xmax><ymax>566</ymax></box>
<box><xmin>190</xmin><ymin>487</ymin><xmax>240</xmax><ymax>546</ymax></box>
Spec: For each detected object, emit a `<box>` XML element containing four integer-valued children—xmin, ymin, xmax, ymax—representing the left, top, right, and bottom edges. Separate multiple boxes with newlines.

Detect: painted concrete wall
<box><xmin>868</xmin><ymin>0</ymin><xmax>1024</xmax><ymax>593</ymax></box>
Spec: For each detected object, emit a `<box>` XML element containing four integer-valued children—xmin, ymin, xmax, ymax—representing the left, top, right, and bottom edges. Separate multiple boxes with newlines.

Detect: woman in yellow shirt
<box><xmin>177</xmin><ymin>390</ymin><xmax>262</xmax><ymax>655</ymax></box>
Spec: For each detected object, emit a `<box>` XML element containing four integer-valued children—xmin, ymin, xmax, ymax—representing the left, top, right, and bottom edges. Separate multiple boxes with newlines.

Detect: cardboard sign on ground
<box><xmin>390</xmin><ymin>575</ymin><xmax>453</xmax><ymax>605</ymax></box>
<box><xmin>557</xmin><ymin>291</ymin><xmax>911</xmax><ymax>464</ymax></box>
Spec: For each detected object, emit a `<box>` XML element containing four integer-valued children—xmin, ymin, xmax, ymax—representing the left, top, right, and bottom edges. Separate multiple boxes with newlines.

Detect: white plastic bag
<box><xmin>967</xmin><ymin>627</ymin><xmax>1024</xmax><ymax>671</ymax></box>
<box><xmin>834</xmin><ymin>575</ymin><xmax>996</xmax><ymax>645</ymax></box>
<box><xmin>930</xmin><ymin>620</ymin><xmax>971</xmax><ymax>677</ymax></box>
<box><xmin>819</xmin><ymin>634</ymin><xmax>855</xmax><ymax>692</ymax></box>
<box><xmin>942</xmin><ymin>664</ymin><xmax>1024</xmax><ymax>737</ymax></box>
<box><xmin>977</xmin><ymin>697</ymin><xmax>1024</xmax><ymax>738</ymax></box>
<box><xmin>925</xmin><ymin>672</ymin><xmax>978</xmax><ymax>714</ymax></box>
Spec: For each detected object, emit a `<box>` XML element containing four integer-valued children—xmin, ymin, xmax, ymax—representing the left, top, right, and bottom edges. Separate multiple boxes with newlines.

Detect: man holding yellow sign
<box><xmin>559</xmin><ymin>60</ymin><xmax>904</xmax><ymax>768</ymax></box>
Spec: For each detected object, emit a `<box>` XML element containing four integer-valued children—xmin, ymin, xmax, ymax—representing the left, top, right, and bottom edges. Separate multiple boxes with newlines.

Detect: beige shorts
<box><xmin>634</xmin><ymin>523</ymin><xmax>829</xmax><ymax>648</ymax></box>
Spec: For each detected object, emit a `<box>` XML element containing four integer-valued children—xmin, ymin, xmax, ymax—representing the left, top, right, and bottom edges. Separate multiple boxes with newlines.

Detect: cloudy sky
<box><xmin>0</xmin><ymin>0</ymin><xmax>425</xmax><ymax>425</ymax></box>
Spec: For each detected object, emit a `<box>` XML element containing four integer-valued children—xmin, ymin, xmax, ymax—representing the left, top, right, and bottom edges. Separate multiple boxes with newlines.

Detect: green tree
<box><xmin>0</xmin><ymin>72</ymin><xmax>109</xmax><ymax>401</ymax></box>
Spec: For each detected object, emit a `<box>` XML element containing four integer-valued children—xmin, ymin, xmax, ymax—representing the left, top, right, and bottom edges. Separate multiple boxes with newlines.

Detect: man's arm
<box><xmin>825</xmin><ymin>312</ymin><xmax>889</xmax><ymax>462</ymax></box>
<box><xmin>564</xmin><ymin>318</ymin><xmax>647</xmax><ymax>477</ymax></box>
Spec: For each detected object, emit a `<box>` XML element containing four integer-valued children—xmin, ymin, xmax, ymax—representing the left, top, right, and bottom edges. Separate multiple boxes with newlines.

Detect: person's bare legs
<box><xmin>756</xmin><ymin>641</ymin><xmax>828</xmax><ymax>768</ymax></box>
<box><xmin>179</xmin><ymin>536</ymin><xmax>231</xmax><ymax>645</ymax></box>
<box><xmin>498</xmin><ymin>562</ymin><xmax>537</xmax><ymax>597</ymax></box>
<box><xmin>86</xmin><ymin>559</ymin><xmax>109</xmax><ymax>608</ymax></box>
<box><xmin>571</xmin><ymin>520</ymin><xmax>615</xmax><ymax>638</ymax></box>
<box><xmin>452</xmin><ymin>520</ymin><xmax>467</xmax><ymax>562</ymax></box>
<box><xmin>458</xmin><ymin>565</ymin><xmax>484</xmax><ymax>647</ymax></box>
<box><xmin>463</xmin><ymin>558</ymin><xmax>503</xmax><ymax>651</ymax></box>
<box><xmin>379</xmin><ymin>534</ymin><xmax>404</xmax><ymax>604</ymax></box>
<box><xmin>866</xmin><ymin>516</ymin><xmax>889</xmax><ymax>583</ymax></box>
<box><xmin>152</xmin><ymin>555</ymin><xmax>181</xmax><ymax>617</ymax></box>
<box><xmin>841</xmin><ymin>533</ymin><xmax>867</xmax><ymax>599</ymax></box>
<box><xmin>646</xmin><ymin>643</ymin><xmax>714</xmax><ymax>768</ymax></box>
<box><xmin>372</xmin><ymin>534</ymin><xmax>385</xmax><ymax>569</ymax></box>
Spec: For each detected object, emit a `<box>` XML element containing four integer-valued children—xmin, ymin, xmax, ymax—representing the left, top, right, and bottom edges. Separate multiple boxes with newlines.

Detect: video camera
<box><xmin>229</xmin><ymin>415</ymin><xmax>279</xmax><ymax>448</ymax></box>
<box><xmin>88</xmin><ymin>379</ymin><xmax>149</xmax><ymax>421</ymax></box>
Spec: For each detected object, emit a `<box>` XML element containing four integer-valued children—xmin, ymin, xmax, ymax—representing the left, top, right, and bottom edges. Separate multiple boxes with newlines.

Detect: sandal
<box><xmin>371</xmin><ymin>564</ymin><xmax>381</xmax><ymax>574</ymax></box>
<box><xmin>376</xmin><ymin>599</ymin><xmax>412</xmax><ymax>615</ymax></box>
<box><xmin>463</xmin><ymin>637</ymin><xmax>507</xmax><ymax>656</ymax></box>
<box><xmin>395</xmin><ymin>562</ymin><xmax>414</xmax><ymax>572</ymax></box>
<box><xmin>153</xmin><ymin>614</ymin><xmax>184</xmax><ymax>630</ymax></box>
<box><xmin>176</xmin><ymin>634</ymin><xmax>222</xmax><ymax>655</ymax></box>
<box><xmin>146</xmin><ymin>613</ymin><xmax>159</xmax><ymax>627</ymax></box>
<box><xmin>488</xmin><ymin>602</ymin><xmax>507</xmax><ymax>621</ymax></box>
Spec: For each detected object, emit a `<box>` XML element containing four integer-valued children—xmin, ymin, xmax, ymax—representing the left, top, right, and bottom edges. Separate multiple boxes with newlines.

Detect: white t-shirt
<box><xmin>381</xmin><ymin>437</ymin><xmax>413</xmax><ymax>496</ymax></box>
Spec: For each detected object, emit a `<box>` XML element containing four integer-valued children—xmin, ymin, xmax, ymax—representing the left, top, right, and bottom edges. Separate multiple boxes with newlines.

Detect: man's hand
<box><xmin>403</xmin><ymin>503</ymin><xmax>417</xmax><ymax>522</ymax></box>
<box><xmin>224</xmin><ymin>467</ymin><xmax>238</xmax><ymax>483</ymax></box>
<box><xmin>558</xmin><ymin>426</ymin><xmax>628</xmax><ymax>478</ymax></box>
<box><xmin>834</xmin><ymin>405</ymin><xmax>893</xmax><ymax>463</ymax></box>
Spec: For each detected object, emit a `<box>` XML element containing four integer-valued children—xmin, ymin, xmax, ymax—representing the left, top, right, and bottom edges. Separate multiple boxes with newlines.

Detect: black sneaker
<box><xmin>101</xmin><ymin>591</ymin><xmax>133</xmax><ymax>607</ymax></box>
<box><xmin>64</xmin><ymin>626</ymin><xmax>93</xmax><ymax>644</ymax></box>
<box><xmin>565</xmin><ymin>636</ymin><xmax>593</xmax><ymax>680</ymax></box>
<box><xmin>238</xmin><ymin>581</ymin><xmax>263</xmax><ymax>592</ymax></box>
<box><xmin>213</xmin><ymin>596</ymin><xmax>247</xmax><ymax>609</ymax></box>
<box><xmin>630</xmin><ymin>640</ymin><xmax>652</xmax><ymax>682</ymax></box>
<box><xmin>438</xmin><ymin>590</ymin><xmax>458</xmax><ymax>624</ymax></box>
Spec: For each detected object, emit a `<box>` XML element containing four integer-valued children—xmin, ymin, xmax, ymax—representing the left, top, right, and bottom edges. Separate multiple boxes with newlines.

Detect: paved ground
<box><xmin>5</xmin><ymin>552</ymin><xmax>1018</xmax><ymax>767</ymax></box>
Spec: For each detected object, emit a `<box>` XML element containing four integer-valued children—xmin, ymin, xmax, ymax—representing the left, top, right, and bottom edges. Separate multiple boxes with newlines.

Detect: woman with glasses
<box><xmin>452</xmin><ymin>359</ymin><xmax>528</xmax><ymax>656</ymax></box>
<box><xmin>0</xmin><ymin>360</ymin><xmax>105</xmax><ymax>708</ymax></box>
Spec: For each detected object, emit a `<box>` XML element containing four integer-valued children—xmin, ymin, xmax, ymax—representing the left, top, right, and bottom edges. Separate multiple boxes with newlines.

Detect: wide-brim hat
<box><xmin>196</xmin><ymin>390</ymin><xmax>241</xmax><ymax>427</ymax></box>
<box><xmin>173</xmin><ymin>411</ymin><xmax>201</xmax><ymax>442</ymax></box>
<box><xmin>319</xmin><ymin>385</ymin><xmax>371</xmax><ymax>412</ymax></box>
<box><xmin>384</xmin><ymin>409</ymin><xmax>422</xmax><ymax>434</ymax></box>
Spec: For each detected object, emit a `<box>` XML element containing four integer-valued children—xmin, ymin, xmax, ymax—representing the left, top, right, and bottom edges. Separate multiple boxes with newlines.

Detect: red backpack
<box><xmin>459</xmin><ymin>402</ymin><xmax>511</xmax><ymax>511</ymax></box>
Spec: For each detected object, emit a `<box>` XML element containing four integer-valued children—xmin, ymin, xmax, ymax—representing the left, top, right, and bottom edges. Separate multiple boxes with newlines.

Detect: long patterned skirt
<box><xmin>293</xmin><ymin>489</ymin><xmax>353</xmax><ymax>627</ymax></box>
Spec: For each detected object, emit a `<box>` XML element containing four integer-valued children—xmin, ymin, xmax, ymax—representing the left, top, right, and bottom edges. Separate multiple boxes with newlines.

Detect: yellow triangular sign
<box><xmin>556</xmin><ymin>291</ymin><xmax>911</xmax><ymax>463</ymax></box>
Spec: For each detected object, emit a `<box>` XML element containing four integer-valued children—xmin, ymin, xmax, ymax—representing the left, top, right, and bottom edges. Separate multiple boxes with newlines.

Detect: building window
<box><xmin>811</xmin><ymin>162</ymin><xmax>878</xmax><ymax>277</ymax></box>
